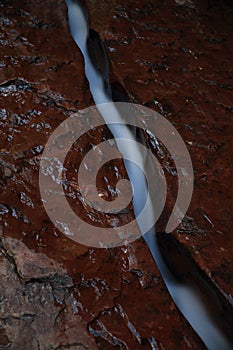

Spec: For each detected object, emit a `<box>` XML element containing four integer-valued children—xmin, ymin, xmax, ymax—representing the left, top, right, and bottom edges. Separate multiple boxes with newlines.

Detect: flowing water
<box><xmin>65</xmin><ymin>0</ymin><xmax>232</xmax><ymax>348</ymax></box>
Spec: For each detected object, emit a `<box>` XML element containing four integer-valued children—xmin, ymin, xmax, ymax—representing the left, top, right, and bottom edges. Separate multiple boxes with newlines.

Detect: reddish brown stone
<box><xmin>86</xmin><ymin>0</ymin><xmax>233</xmax><ymax>309</ymax></box>
<box><xmin>1</xmin><ymin>0</ymin><xmax>232</xmax><ymax>349</ymax></box>
<box><xmin>86</xmin><ymin>0</ymin><xmax>233</xmax><ymax>345</ymax></box>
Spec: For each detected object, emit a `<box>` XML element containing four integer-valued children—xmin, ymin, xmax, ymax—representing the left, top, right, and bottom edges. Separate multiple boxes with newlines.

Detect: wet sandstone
<box><xmin>85</xmin><ymin>1</ymin><xmax>233</xmax><ymax>308</ymax></box>
<box><xmin>86</xmin><ymin>0</ymin><xmax>233</xmax><ymax>322</ymax></box>
<box><xmin>0</xmin><ymin>0</ymin><xmax>232</xmax><ymax>349</ymax></box>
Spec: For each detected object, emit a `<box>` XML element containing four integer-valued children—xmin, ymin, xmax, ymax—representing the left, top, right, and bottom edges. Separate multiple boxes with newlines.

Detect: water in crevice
<box><xmin>65</xmin><ymin>1</ymin><xmax>232</xmax><ymax>348</ymax></box>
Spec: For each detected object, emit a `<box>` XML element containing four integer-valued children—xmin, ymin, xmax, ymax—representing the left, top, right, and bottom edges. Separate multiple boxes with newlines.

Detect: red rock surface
<box><xmin>0</xmin><ymin>0</ymin><xmax>232</xmax><ymax>349</ymax></box>
<box><xmin>86</xmin><ymin>0</ymin><xmax>233</xmax><ymax>312</ymax></box>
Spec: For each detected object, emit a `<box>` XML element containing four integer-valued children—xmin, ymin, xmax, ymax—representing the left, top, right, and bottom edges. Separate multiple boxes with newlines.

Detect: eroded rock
<box><xmin>0</xmin><ymin>241</ymin><xmax>97</xmax><ymax>350</ymax></box>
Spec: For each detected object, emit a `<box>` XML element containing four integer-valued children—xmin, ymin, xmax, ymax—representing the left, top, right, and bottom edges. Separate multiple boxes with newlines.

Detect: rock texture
<box><xmin>86</xmin><ymin>0</ymin><xmax>233</xmax><ymax>326</ymax></box>
<box><xmin>0</xmin><ymin>237</ymin><xmax>98</xmax><ymax>350</ymax></box>
<box><xmin>0</xmin><ymin>0</ymin><xmax>232</xmax><ymax>349</ymax></box>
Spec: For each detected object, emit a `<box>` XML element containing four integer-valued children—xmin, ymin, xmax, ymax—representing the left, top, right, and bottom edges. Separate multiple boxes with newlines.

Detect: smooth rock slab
<box><xmin>86</xmin><ymin>0</ymin><xmax>233</xmax><ymax>312</ymax></box>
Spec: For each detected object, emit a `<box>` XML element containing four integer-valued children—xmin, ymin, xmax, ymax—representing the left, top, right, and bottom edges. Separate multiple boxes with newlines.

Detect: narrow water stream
<box><xmin>65</xmin><ymin>1</ymin><xmax>232</xmax><ymax>348</ymax></box>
